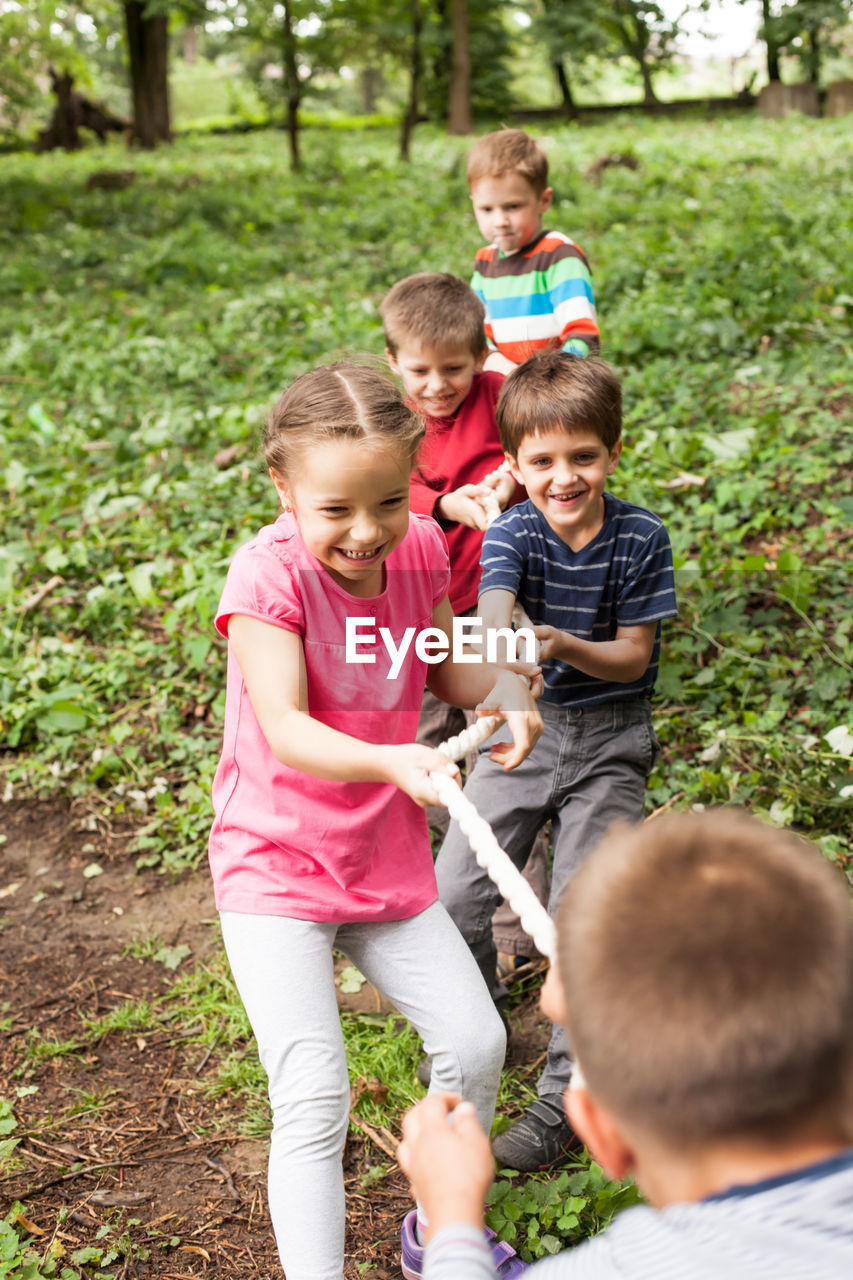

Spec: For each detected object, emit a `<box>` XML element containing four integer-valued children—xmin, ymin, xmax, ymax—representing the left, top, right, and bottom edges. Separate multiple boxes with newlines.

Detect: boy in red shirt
<box><xmin>382</xmin><ymin>272</ymin><xmax>519</xmax><ymax>622</ymax></box>
<box><xmin>382</xmin><ymin>274</ymin><xmax>546</xmax><ymax>996</ymax></box>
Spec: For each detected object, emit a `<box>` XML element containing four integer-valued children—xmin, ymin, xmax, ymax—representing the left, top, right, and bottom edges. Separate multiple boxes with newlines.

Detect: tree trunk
<box><xmin>761</xmin><ymin>0</ymin><xmax>781</xmax><ymax>82</ymax></box>
<box><xmin>552</xmin><ymin>58</ymin><xmax>578</xmax><ymax>121</ymax></box>
<box><xmin>124</xmin><ymin>2</ymin><xmax>171</xmax><ymax>148</ymax></box>
<box><xmin>282</xmin><ymin>0</ymin><xmax>301</xmax><ymax>172</ymax></box>
<box><xmin>183</xmin><ymin>25</ymin><xmax>198</xmax><ymax>66</ymax></box>
<box><xmin>448</xmin><ymin>0</ymin><xmax>472</xmax><ymax>134</ymax></box>
<box><xmin>807</xmin><ymin>26</ymin><xmax>820</xmax><ymax>84</ymax></box>
<box><xmin>639</xmin><ymin>54</ymin><xmax>658</xmax><ymax>105</ymax></box>
<box><xmin>361</xmin><ymin>67</ymin><xmax>382</xmax><ymax>113</ymax></box>
<box><xmin>400</xmin><ymin>0</ymin><xmax>423</xmax><ymax>161</ymax></box>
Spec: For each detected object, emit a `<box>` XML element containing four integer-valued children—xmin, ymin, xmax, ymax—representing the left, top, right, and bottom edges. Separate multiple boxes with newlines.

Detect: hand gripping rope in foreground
<box><xmin>427</xmin><ymin>469</ymin><xmax>558</xmax><ymax>962</ymax></box>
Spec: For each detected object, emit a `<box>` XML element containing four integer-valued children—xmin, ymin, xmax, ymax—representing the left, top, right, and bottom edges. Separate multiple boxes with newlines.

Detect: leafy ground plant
<box><xmin>488</xmin><ymin>1160</ymin><xmax>641</xmax><ymax>1262</ymax></box>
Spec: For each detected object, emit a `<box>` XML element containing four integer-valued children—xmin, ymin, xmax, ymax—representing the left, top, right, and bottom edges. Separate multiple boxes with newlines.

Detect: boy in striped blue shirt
<box><xmin>402</xmin><ymin>809</ymin><xmax>853</xmax><ymax>1279</ymax></box>
<box><xmin>435</xmin><ymin>352</ymin><xmax>677</xmax><ymax>1173</ymax></box>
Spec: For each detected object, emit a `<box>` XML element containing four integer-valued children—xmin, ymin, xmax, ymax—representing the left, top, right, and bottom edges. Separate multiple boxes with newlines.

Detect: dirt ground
<box><xmin>0</xmin><ymin>800</ymin><xmax>549</xmax><ymax>1279</ymax></box>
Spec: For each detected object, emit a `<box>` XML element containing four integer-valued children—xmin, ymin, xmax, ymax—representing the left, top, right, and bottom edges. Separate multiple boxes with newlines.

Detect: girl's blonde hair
<box><xmin>264</xmin><ymin>361</ymin><xmax>425</xmax><ymax>479</ymax></box>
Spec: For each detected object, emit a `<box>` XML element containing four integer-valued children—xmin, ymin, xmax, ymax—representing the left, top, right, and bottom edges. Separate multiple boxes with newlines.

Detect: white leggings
<box><xmin>220</xmin><ymin>902</ymin><xmax>506</xmax><ymax>1280</ymax></box>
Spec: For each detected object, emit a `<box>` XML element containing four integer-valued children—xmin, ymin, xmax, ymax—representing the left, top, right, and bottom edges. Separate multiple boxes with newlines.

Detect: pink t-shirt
<box><xmin>208</xmin><ymin>511</ymin><xmax>451</xmax><ymax>922</ymax></box>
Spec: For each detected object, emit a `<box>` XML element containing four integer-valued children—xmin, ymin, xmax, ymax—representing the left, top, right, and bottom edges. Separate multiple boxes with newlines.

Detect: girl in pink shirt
<box><xmin>208</xmin><ymin>363</ymin><xmax>541</xmax><ymax>1280</ymax></box>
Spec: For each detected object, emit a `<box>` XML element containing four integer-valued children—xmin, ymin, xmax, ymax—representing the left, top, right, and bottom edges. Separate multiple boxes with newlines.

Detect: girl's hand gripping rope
<box><xmin>384</xmin><ymin>743</ymin><xmax>462</xmax><ymax>810</ymax></box>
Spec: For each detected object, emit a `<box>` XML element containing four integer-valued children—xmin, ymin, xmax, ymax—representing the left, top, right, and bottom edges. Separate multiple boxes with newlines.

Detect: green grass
<box><xmin>1</xmin><ymin>113</ymin><xmax>852</xmax><ymax>1256</ymax></box>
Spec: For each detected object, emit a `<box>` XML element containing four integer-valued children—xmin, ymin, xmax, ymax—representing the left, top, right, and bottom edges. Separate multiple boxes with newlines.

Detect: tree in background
<box><xmin>756</xmin><ymin>0</ymin><xmax>783</xmax><ymax>80</ymax></box>
<box><xmin>318</xmin><ymin>0</ymin><xmax>430</xmax><ymax>160</ymax></box>
<box><xmin>448</xmin><ymin>0</ymin><xmax>471</xmax><ymax>131</ymax></box>
<box><xmin>124</xmin><ymin>0</ymin><xmax>172</xmax><ymax>146</ymax></box>
<box><xmin>764</xmin><ymin>0</ymin><xmax>852</xmax><ymax>83</ymax></box>
<box><xmin>425</xmin><ymin>0</ymin><xmax>514</xmax><ymax>123</ymax></box>
<box><xmin>530</xmin><ymin>0</ymin><xmax>615</xmax><ymax>119</ymax></box>
<box><xmin>401</xmin><ymin>0</ymin><xmax>423</xmax><ymax>159</ymax></box>
<box><xmin>599</xmin><ymin>0</ymin><xmax>687</xmax><ymax>104</ymax></box>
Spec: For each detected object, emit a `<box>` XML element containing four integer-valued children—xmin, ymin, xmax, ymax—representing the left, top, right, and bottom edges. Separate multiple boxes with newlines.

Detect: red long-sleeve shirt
<box><xmin>408</xmin><ymin>371</ymin><xmax>525</xmax><ymax>613</ymax></box>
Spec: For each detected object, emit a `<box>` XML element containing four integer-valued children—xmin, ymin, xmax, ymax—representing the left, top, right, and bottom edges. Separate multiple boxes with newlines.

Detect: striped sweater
<box><xmin>471</xmin><ymin>229</ymin><xmax>599</xmax><ymax>363</ymax></box>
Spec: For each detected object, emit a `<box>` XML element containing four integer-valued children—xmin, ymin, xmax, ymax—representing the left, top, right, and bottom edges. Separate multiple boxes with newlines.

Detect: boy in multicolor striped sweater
<box><xmin>468</xmin><ymin>129</ymin><xmax>600</xmax><ymax>376</ymax></box>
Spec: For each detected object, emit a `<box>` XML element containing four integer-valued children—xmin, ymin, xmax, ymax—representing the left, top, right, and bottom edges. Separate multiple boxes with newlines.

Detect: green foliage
<box><xmin>0</xmin><ymin>1202</ymin><xmax>150</xmax><ymax>1280</ymax></box>
<box><xmin>487</xmin><ymin>1159</ymin><xmax>641</xmax><ymax>1261</ymax></box>
<box><xmin>1</xmin><ymin>113</ymin><xmax>852</xmax><ymax>1258</ymax></box>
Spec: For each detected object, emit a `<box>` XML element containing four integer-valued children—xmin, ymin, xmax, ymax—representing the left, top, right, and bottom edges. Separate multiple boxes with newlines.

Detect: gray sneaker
<box><xmin>492</xmin><ymin>1095</ymin><xmax>581</xmax><ymax>1172</ymax></box>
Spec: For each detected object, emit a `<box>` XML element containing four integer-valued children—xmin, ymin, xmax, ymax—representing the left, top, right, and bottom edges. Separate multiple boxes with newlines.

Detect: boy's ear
<box><xmin>540</xmin><ymin>186</ymin><xmax>554</xmax><ymax>214</ymax></box>
<box><xmin>474</xmin><ymin>348</ymin><xmax>488</xmax><ymax>372</ymax></box>
<box><xmin>539</xmin><ymin>964</ymin><xmax>568</xmax><ymax>1025</ymax></box>
<box><xmin>565</xmin><ymin>1087</ymin><xmax>635</xmax><ymax>1183</ymax></box>
<box><xmin>607</xmin><ymin>439</ymin><xmax>623</xmax><ymax>475</ymax></box>
<box><xmin>504</xmin><ymin>452</ymin><xmax>523</xmax><ymax>485</ymax></box>
<box><xmin>385</xmin><ymin>347</ymin><xmax>400</xmax><ymax>375</ymax></box>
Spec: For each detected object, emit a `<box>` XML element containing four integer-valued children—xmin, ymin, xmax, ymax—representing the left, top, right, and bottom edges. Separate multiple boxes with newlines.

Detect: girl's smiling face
<box><xmin>272</xmin><ymin>438</ymin><xmax>412</xmax><ymax>597</ymax></box>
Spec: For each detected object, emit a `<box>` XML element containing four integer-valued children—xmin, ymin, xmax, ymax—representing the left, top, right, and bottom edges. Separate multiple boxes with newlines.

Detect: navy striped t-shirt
<box><xmin>479</xmin><ymin>494</ymin><xmax>677</xmax><ymax>707</ymax></box>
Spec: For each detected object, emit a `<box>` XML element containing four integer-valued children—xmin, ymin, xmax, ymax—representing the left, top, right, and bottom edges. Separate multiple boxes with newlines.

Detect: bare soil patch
<box><xmin>1</xmin><ymin>800</ymin><xmax>548</xmax><ymax>1278</ymax></box>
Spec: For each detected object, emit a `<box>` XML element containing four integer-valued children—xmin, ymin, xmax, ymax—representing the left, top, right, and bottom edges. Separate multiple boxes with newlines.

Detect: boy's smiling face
<box><xmin>470</xmin><ymin>172</ymin><xmax>553</xmax><ymax>256</ymax></box>
<box><xmin>388</xmin><ymin>339</ymin><xmax>486</xmax><ymax>420</ymax></box>
<box><xmin>507</xmin><ymin>425</ymin><xmax>621</xmax><ymax>551</ymax></box>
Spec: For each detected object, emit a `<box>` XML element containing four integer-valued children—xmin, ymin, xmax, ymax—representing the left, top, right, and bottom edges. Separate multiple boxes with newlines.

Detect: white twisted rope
<box><xmin>426</xmin><ymin>468</ymin><xmax>558</xmax><ymax>961</ymax></box>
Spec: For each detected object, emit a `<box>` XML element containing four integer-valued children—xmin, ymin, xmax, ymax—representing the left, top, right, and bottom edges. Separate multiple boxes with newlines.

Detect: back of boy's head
<box><xmin>466</xmin><ymin>128</ymin><xmax>549</xmax><ymax>195</ymax></box>
<box><xmin>381</xmin><ymin>273</ymin><xmax>487</xmax><ymax>359</ymax></box>
<box><xmin>557</xmin><ymin>808</ymin><xmax>853</xmax><ymax>1146</ymax></box>
<box><xmin>496</xmin><ymin>351</ymin><xmax>622</xmax><ymax>455</ymax></box>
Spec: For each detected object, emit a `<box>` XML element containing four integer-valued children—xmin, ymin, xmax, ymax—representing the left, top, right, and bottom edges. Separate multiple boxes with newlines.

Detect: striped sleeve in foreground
<box><xmin>424</xmin><ymin>1150</ymin><xmax>853</xmax><ymax>1279</ymax></box>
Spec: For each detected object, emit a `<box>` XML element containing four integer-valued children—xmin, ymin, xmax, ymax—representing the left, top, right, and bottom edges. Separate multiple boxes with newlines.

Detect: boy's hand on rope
<box><xmin>475</xmin><ymin>668</ymin><xmax>543</xmax><ymax>770</ymax></box>
<box><xmin>531</xmin><ymin>624</ymin><xmax>568</xmax><ymax>664</ymax></box>
<box><xmin>437</xmin><ymin>485</ymin><xmax>494</xmax><ymax>531</ymax></box>
<box><xmin>483</xmin><ymin>468</ymin><xmax>516</xmax><ymax>512</ymax></box>
<box><xmin>384</xmin><ymin>743</ymin><xmax>461</xmax><ymax>808</ymax></box>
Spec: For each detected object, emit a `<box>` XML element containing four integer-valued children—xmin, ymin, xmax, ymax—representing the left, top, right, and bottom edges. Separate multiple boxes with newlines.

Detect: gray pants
<box><xmin>221</xmin><ymin>903</ymin><xmax>505</xmax><ymax>1280</ymax></box>
<box><xmin>435</xmin><ymin>698</ymin><xmax>658</xmax><ymax>1097</ymax></box>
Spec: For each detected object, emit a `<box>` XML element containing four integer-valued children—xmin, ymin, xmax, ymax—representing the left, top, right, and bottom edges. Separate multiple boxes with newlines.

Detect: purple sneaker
<box><xmin>400</xmin><ymin>1209</ymin><xmax>527</xmax><ymax>1278</ymax></box>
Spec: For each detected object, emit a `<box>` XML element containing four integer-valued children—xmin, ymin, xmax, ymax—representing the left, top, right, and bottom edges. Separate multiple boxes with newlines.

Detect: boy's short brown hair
<box><xmin>381</xmin><ymin>272</ymin><xmax>487</xmax><ymax>359</ymax></box>
<box><xmin>496</xmin><ymin>352</ymin><xmax>622</xmax><ymax>456</ymax></box>
<box><xmin>466</xmin><ymin>128</ymin><xmax>549</xmax><ymax>195</ymax></box>
<box><xmin>557</xmin><ymin>808</ymin><xmax>853</xmax><ymax>1145</ymax></box>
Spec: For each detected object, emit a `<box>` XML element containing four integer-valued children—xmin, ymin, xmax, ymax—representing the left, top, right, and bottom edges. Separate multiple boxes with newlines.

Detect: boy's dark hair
<box><xmin>496</xmin><ymin>352</ymin><xmax>622</xmax><ymax>456</ymax></box>
<box><xmin>381</xmin><ymin>273</ymin><xmax>487</xmax><ymax>358</ymax></box>
<box><xmin>466</xmin><ymin>129</ymin><xmax>549</xmax><ymax>195</ymax></box>
<box><xmin>557</xmin><ymin>808</ymin><xmax>853</xmax><ymax>1145</ymax></box>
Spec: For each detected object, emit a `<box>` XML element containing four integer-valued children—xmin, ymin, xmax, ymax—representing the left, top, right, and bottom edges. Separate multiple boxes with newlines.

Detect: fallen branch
<box><xmin>348</xmin><ymin>1116</ymin><xmax>398</xmax><ymax>1161</ymax></box>
<box><xmin>21</xmin><ymin>575</ymin><xmax>64</xmax><ymax>613</ymax></box>
<box><xmin>645</xmin><ymin>791</ymin><xmax>686</xmax><ymax>823</ymax></box>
